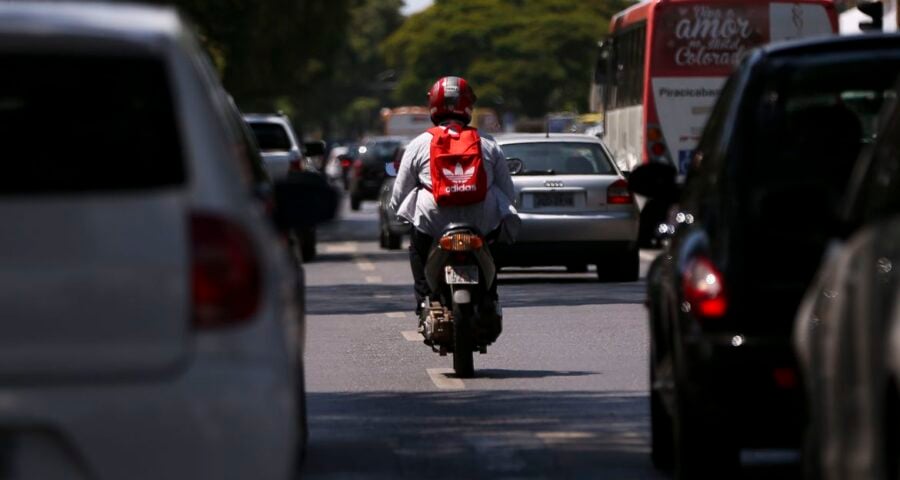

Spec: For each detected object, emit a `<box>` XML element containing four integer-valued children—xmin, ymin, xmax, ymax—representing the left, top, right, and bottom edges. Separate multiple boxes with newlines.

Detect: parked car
<box><xmin>0</xmin><ymin>3</ymin><xmax>334</xmax><ymax>478</ymax></box>
<box><xmin>244</xmin><ymin>113</ymin><xmax>306</xmax><ymax>180</ymax></box>
<box><xmin>349</xmin><ymin>136</ymin><xmax>407</xmax><ymax>210</ymax></box>
<box><xmin>795</xmin><ymin>53</ymin><xmax>900</xmax><ymax>480</ymax></box>
<box><xmin>378</xmin><ymin>144</ymin><xmax>411</xmax><ymax>249</ymax></box>
<box><xmin>491</xmin><ymin>133</ymin><xmax>639</xmax><ymax>281</ymax></box>
<box><xmin>633</xmin><ymin>35</ymin><xmax>900</xmax><ymax>478</ymax></box>
<box><xmin>244</xmin><ymin>113</ymin><xmax>326</xmax><ymax>261</ymax></box>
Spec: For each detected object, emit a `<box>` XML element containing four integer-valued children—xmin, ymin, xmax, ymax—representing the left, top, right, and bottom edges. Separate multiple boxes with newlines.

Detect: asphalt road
<box><xmin>300</xmin><ymin>198</ymin><xmax>799</xmax><ymax>479</ymax></box>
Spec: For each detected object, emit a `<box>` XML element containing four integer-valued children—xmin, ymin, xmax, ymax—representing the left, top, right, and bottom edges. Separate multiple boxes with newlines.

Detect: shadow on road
<box><xmin>474</xmin><ymin>369</ymin><xmax>596</xmax><ymax>380</ymax></box>
<box><xmin>302</xmin><ymin>390</ymin><xmax>660</xmax><ymax>479</ymax></box>
<box><xmin>302</xmin><ymin>389</ymin><xmax>804</xmax><ymax>479</ymax></box>
<box><xmin>305</xmin><ymin>280</ymin><xmax>647</xmax><ymax>316</ymax></box>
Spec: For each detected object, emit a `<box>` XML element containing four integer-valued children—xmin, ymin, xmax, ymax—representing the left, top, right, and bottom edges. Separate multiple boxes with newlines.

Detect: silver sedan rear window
<box><xmin>501</xmin><ymin>142</ymin><xmax>615</xmax><ymax>175</ymax></box>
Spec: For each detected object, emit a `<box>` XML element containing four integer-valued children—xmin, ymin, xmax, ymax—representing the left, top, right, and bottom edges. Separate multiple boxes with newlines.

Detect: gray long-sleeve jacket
<box><xmin>389</xmin><ymin>128</ymin><xmax>520</xmax><ymax>240</ymax></box>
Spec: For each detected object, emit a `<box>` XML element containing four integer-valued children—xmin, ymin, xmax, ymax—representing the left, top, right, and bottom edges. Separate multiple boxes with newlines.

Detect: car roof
<box><xmin>493</xmin><ymin>133</ymin><xmax>604</xmax><ymax>144</ymax></box>
<box><xmin>0</xmin><ymin>2</ymin><xmax>181</xmax><ymax>43</ymax></box>
<box><xmin>758</xmin><ymin>33</ymin><xmax>900</xmax><ymax>61</ymax></box>
<box><xmin>243</xmin><ymin>113</ymin><xmax>292</xmax><ymax>124</ymax></box>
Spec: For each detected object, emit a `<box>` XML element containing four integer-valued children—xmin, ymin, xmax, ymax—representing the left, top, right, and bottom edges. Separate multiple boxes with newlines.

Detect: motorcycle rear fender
<box><xmin>425</xmin><ymin>246</ymin><xmax>496</xmax><ymax>293</ymax></box>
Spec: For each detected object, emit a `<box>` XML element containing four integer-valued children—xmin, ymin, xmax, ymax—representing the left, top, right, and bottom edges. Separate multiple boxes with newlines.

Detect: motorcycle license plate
<box><xmin>445</xmin><ymin>265</ymin><xmax>479</xmax><ymax>285</ymax></box>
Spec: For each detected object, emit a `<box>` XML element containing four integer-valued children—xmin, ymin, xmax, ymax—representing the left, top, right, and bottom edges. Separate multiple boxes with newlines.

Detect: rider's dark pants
<box><xmin>410</xmin><ymin>228</ymin><xmax>434</xmax><ymax>314</ymax></box>
<box><xmin>409</xmin><ymin>227</ymin><xmax>499</xmax><ymax>314</ymax></box>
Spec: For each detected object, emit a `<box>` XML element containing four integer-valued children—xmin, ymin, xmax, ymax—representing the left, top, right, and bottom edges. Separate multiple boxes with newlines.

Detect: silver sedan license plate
<box><xmin>445</xmin><ymin>265</ymin><xmax>479</xmax><ymax>285</ymax></box>
<box><xmin>534</xmin><ymin>192</ymin><xmax>574</xmax><ymax>208</ymax></box>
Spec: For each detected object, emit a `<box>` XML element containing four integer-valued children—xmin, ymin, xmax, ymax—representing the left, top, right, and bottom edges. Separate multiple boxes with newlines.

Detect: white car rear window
<box><xmin>0</xmin><ymin>53</ymin><xmax>185</xmax><ymax>194</ymax></box>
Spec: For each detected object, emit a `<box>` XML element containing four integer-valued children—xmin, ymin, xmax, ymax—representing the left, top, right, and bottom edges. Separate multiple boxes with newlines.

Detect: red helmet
<box><xmin>427</xmin><ymin>76</ymin><xmax>477</xmax><ymax>125</ymax></box>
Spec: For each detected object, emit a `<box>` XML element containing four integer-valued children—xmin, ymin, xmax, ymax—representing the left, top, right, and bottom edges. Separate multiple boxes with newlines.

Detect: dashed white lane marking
<box><xmin>639</xmin><ymin>250</ymin><xmax>660</xmax><ymax>262</ymax></box>
<box><xmin>365</xmin><ymin>276</ymin><xmax>382</xmax><ymax>283</ymax></box>
<box><xmin>401</xmin><ymin>330</ymin><xmax>424</xmax><ymax>341</ymax></box>
<box><xmin>535</xmin><ymin>431</ymin><xmax>596</xmax><ymax>442</ymax></box>
<box><xmin>355</xmin><ymin>259</ymin><xmax>376</xmax><ymax>271</ymax></box>
<box><xmin>324</xmin><ymin>241</ymin><xmax>358</xmax><ymax>254</ymax></box>
<box><xmin>426</xmin><ymin>368</ymin><xmax>465</xmax><ymax>390</ymax></box>
<box><xmin>373</xmin><ymin>294</ymin><xmax>394</xmax><ymax>299</ymax></box>
<box><xmin>385</xmin><ymin>312</ymin><xmax>407</xmax><ymax>318</ymax></box>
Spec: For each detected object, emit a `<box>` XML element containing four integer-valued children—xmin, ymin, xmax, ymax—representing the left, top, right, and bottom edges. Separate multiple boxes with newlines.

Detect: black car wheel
<box><xmin>350</xmin><ymin>195</ymin><xmax>361</xmax><ymax>211</ymax></box>
<box><xmin>596</xmin><ymin>247</ymin><xmax>639</xmax><ymax>282</ymax></box>
<box><xmin>651</xmin><ymin>380</ymin><xmax>674</xmax><ymax>470</ymax></box>
<box><xmin>300</xmin><ymin>228</ymin><xmax>316</xmax><ymax>262</ymax></box>
<box><xmin>672</xmin><ymin>385</ymin><xmax>739</xmax><ymax>479</ymax></box>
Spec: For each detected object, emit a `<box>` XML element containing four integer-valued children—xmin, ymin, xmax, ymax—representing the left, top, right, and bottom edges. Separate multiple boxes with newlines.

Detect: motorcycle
<box><xmin>421</xmin><ymin>224</ymin><xmax>502</xmax><ymax>378</ymax></box>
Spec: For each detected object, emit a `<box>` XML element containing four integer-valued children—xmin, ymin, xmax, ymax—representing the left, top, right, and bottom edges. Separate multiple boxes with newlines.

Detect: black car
<box><xmin>349</xmin><ymin>136</ymin><xmax>407</xmax><ymax>211</ymax></box>
<box><xmin>633</xmin><ymin>35</ymin><xmax>900</xmax><ymax>478</ymax></box>
<box><xmin>378</xmin><ymin>145</ymin><xmax>411</xmax><ymax>249</ymax></box>
<box><xmin>795</xmin><ymin>62</ymin><xmax>900</xmax><ymax>480</ymax></box>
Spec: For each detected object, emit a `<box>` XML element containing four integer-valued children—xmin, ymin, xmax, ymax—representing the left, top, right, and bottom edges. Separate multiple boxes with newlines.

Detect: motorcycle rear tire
<box><xmin>452</xmin><ymin>302</ymin><xmax>475</xmax><ymax>378</ymax></box>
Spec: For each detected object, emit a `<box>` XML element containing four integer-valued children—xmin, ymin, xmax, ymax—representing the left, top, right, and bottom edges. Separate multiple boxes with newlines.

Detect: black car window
<box><xmin>746</xmin><ymin>55</ymin><xmax>900</xmax><ymax>230</ymax></box>
<box><xmin>249</xmin><ymin>122</ymin><xmax>293</xmax><ymax>151</ymax></box>
<box><xmin>854</xmin><ymin>96</ymin><xmax>900</xmax><ymax>222</ymax></box>
<box><xmin>0</xmin><ymin>53</ymin><xmax>184</xmax><ymax>194</ymax></box>
<box><xmin>500</xmin><ymin>142</ymin><xmax>615</xmax><ymax>175</ymax></box>
<box><xmin>364</xmin><ymin>141</ymin><xmax>402</xmax><ymax>163</ymax></box>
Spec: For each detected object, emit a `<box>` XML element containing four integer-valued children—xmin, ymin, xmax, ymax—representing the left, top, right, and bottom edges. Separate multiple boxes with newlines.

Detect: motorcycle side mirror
<box><xmin>385</xmin><ymin>161</ymin><xmax>398</xmax><ymax>177</ymax></box>
<box><xmin>506</xmin><ymin>157</ymin><xmax>524</xmax><ymax>175</ymax></box>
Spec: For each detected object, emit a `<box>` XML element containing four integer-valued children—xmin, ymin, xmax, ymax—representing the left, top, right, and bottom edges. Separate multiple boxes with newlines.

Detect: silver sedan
<box><xmin>492</xmin><ymin>134</ymin><xmax>639</xmax><ymax>281</ymax></box>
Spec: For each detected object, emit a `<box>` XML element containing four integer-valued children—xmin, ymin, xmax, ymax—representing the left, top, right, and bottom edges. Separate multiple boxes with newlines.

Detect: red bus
<box><xmin>591</xmin><ymin>0</ymin><xmax>838</xmax><ymax>174</ymax></box>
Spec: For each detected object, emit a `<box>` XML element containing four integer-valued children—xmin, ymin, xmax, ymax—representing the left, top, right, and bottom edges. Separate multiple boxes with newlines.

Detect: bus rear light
<box><xmin>682</xmin><ymin>256</ymin><xmax>728</xmax><ymax>320</ymax></box>
<box><xmin>647</xmin><ymin>126</ymin><xmax>663</xmax><ymax>142</ymax></box>
<box><xmin>607</xmin><ymin>178</ymin><xmax>633</xmax><ymax>204</ymax></box>
<box><xmin>650</xmin><ymin>142</ymin><xmax>666</xmax><ymax>157</ymax></box>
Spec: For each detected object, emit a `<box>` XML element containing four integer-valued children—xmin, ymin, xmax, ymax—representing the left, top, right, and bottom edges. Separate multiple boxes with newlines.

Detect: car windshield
<box><xmin>500</xmin><ymin>142</ymin><xmax>615</xmax><ymax>175</ymax></box>
<box><xmin>249</xmin><ymin>122</ymin><xmax>293</xmax><ymax>151</ymax></box>
<box><xmin>1</xmin><ymin>53</ymin><xmax>184</xmax><ymax>194</ymax></box>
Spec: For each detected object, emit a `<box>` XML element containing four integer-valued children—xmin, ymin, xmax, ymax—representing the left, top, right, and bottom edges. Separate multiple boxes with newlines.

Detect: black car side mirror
<box><xmin>628</xmin><ymin>163</ymin><xmax>677</xmax><ymax>198</ymax></box>
<box><xmin>272</xmin><ymin>171</ymin><xmax>338</xmax><ymax>230</ymax></box>
<box><xmin>303</xmin><ymin>140</ymin><xmax>326</xmax><ymax>157</ymax></box>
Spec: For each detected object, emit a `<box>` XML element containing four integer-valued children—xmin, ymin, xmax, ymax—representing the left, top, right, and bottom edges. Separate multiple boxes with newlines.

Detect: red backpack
<box><xmin>427</xmin><ymin>125</ymin><xmax>488</xmax><ymax>206</ymax></box>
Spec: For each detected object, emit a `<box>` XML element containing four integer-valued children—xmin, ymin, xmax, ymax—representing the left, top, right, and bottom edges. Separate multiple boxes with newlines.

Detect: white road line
<box><xmin>401</xmin><ymin>330</ymin><xmax>424</xmax><ymax>341</ymax></box>
<box><xmin>323</xmin><ymin>241</ymin><xmax>358</xmax><ymax>254</ymax></box>
<box><xmin>373</xmin><ymin>294</ymin><xmax>394</xmax><ymax>299</ymax></box>
<box><xmin>535</xmin><ymin>431</ymin><xmax>596</xmax><ymax>442</ymax></box>
<box><xmin>639</xmin><ymin>250</ymin><xmax>660</xmax><ymax>262</ymax></box>
<box><xmin>426</xmin><ymin>368</ymin><xmax>465</xmax><ymax>390</ymax></box>
<box><xmin>365</xmin><ymin>276</ymin><xmax>383</xmax><ymax>283</ymax></box>
<box><xmin>356</xmin><ymin>257</ymin><xmax>375</xmax><ymax>272</ymax></box>
<box><xmin>385</xmin><ymin>312</ymin><xmax>407</xmax><ymax>318</ymax></box>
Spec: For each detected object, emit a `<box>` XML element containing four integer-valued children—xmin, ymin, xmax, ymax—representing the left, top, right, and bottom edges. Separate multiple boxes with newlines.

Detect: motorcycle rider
<box><xmin>390</xmin><ymin>76</ymin><xmax>520</xmax><ymax>325</ymax></box>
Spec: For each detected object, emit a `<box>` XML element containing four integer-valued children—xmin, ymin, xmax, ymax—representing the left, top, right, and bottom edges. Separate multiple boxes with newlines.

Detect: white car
<box><xmin>492</xmin><ymin>134</ymin><xmax>640</xmax><ymax>281</ymax></box>
<box><xmin>0</xmin><ymin>3</ymin><xmax>328</xmax><ymax>479</ymax></box>
<box><xmin>244</xmin><ymin>113</ymin><xmax>306</xmax><ymax>180</ymax></box>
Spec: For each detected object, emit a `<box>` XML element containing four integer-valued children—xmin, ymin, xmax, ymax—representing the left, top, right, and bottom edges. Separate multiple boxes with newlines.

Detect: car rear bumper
<box><xmin>680</xmin><ymin>333</ymin><xmax>803</xmax><ymax>447</ymax></box>
<box><xmin>0</xmin><ymin>359</ymin><xmax>297</xmax><ymax>479</ymax></box>
<box><xmin>492</xmin><ymin>240</ymin><xmax>634</xmax><ymax>266</ymax></box>
<box><xmin>515</xmin><ymin>210</ymin><xmax>638</xmax><ymax>243</ymax></box>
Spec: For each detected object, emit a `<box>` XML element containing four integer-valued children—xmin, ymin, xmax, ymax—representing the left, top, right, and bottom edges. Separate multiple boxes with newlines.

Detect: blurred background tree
<box><xmin>383</xmin><ymin>0</ymin><xmax>629</xmax><ymax>119</ymax></box>
<box><xmin>146</xmin><ymin>0</ymin><xmax>627</xmax><ymax>138</ymax></box>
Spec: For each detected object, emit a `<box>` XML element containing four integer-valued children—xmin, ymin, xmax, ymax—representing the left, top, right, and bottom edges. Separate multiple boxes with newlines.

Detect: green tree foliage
<box><xmin>383</xmin><ymin>0</ymin><xmax>629</xmax><ymax>117</ymax></box>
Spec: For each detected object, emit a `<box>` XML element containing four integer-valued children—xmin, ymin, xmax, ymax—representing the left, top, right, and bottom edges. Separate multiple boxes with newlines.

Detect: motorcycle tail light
<box><xmin>439</xmin><ymin>232</ymin><xmax>483</xmax><ymax>251</ymax></box>
<box><xmin>682</xmin><ymin>256</ymin><xmax>728</xmax><ymax>320</ymax></box>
